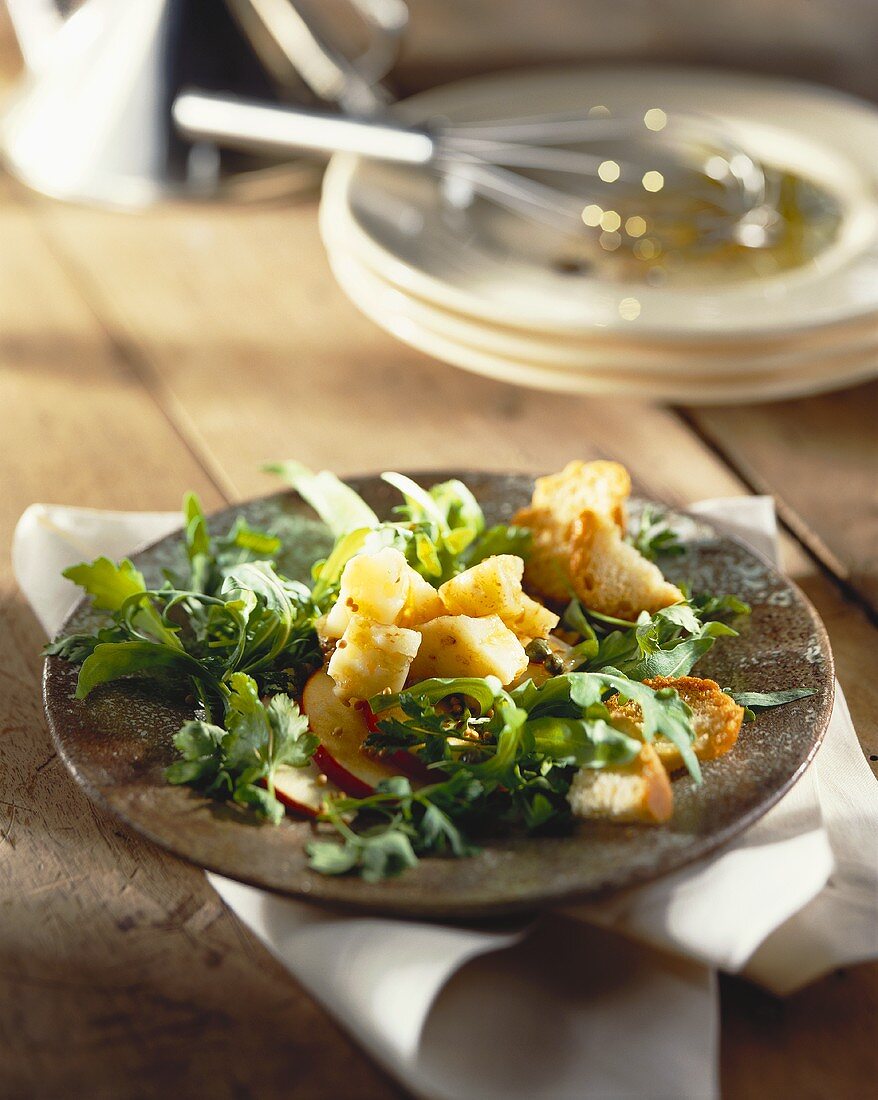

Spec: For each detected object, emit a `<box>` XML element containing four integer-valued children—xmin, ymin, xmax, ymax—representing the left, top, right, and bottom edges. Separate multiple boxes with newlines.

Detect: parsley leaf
<box><xmin>166</xmin><ymin>673</ymin><xmax>317</xmax><ymax>823</ymax></box>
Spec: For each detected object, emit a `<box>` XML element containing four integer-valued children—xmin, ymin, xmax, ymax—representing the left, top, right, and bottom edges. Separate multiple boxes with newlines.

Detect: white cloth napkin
<box><xmin>13</xmin><ymin>498</ymin><xmax>878</xmax><ymax>1100</ymax></box>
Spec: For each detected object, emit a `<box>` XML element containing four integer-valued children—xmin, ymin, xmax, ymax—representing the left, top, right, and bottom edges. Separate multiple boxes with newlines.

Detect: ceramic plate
<box><xmin>327</xmin><ymin>248</ymin><xmax>878</xmax><ymax>403</ymax></box>
<box><xmin>320</xmin><ymin>67</ymin><xmax>878</xmax><ymax>340</ymax></box>
<box><xmin>323</xmin><ymin>234</ymin><xmax>878</xmax><ymax>376</ymax></box>
<box><xmin>43</xmin><ymin>473</ymin><xmax>834</xmax><ymax>919</ymax></box>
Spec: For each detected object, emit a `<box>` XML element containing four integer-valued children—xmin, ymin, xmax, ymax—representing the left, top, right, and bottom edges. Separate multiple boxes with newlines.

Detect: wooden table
<box><xmin>1</xmin><ymin>29</ymin><xmax>876</xmax><ymax>1100</ymax></box>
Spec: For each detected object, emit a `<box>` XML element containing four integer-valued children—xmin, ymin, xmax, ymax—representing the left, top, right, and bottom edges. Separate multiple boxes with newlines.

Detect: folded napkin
<box><xmin>14</xmin><ymin>497</ymin><xmax>878</xmax><ymax>1100</ymax></box>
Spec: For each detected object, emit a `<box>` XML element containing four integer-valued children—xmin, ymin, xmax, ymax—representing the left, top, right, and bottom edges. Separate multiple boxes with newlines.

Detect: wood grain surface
<box><xmin>0</xmin><ymin>12</ymin><xmax>876</xmax><ymax>1100</ymax></box>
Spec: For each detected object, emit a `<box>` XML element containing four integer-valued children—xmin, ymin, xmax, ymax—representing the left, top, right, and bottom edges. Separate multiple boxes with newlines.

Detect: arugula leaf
<box><xmin>75</xmin><ymin>641</ymin><xmax>216</xmax><ymax>700</ymax></box>
<box><xmin>625</xmin><ymin>637</ymin><xmax>717</xmax><ymax>680</ymax></box>
<box><xmin>462</xmin><ymin>524</ymin><xmax>532</xmax><ymax>568</ymax></box>
<box><xmin>43</xmin><ymin>626</ymin><xmax>127</xmax><ymax>662</ymax></box>
<box><xmin>730</xmin><ymin>688</ymin><xmax>815</xmax><ymax>709</ymax></box>
<box><xmin>180</xmin><ymin>493</ymin><xmax>284</xmax><ymax>595</ymax></box>
<box><xmin>729</xmin><ymin>687</ymin><xmax>816</xmax><ymax>721</ymax></box>
<box><xmin>528</xmin><ymin>715</ymin><xmax>641</xmax><ymax>768</ymax></box>
<box><xmin>628</xmin><ymin>505</ymin><xmax>685</xmax><ymax>561</ymax></box>
<box><xmin>266</xmin><ymin>461</ymin><xmax>379</xmax><ymax>536</ymax></box>
<box><xmin>594</xmin><ymin>671</ymin><xmax>701</xmax><ymax>781</ymax></box>
<box><xmin>371</xmin><ymin>676</ymin><xmax>503</xmax><ymax>717</ymax></box>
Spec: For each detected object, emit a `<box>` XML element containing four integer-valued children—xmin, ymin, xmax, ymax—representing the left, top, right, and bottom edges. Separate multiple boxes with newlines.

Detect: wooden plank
<box><xmin>0</xmin><ymin>203</ymin><xmax>399</xmax><ymax>1099</ymax></box>
<box><xmin>684</xmin><ymin>392</ymin><xmax>878</xmax><ymax>618</ymax></box>
<box><xmin>25</xmin><ymin>194</ymin><xmax>878</xmax><ymax>1099</ymax></box>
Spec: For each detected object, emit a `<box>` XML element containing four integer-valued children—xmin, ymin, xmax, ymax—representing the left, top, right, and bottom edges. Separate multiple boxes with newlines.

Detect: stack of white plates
<box><xmin>320</xmin><ymin>68</ymin><xmax>878</xmax><ymax>403</ymax></box>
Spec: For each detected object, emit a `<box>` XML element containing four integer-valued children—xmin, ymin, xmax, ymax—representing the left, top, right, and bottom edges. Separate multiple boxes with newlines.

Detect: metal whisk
<box><xmin>174</xmin><ymin>89</ymin><xmax>777</xmax><ymax>254</ymax></box>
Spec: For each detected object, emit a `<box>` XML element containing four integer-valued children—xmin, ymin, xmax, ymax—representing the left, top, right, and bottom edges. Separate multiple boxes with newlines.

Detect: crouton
<box><xmin>605</xmin><ymin>675</ymin><xmax>744</xmax><ymax>772</ymax></box>
<box><xmin>567</xmin><ymin>742</ymin><xmax>673</xmax><ymax>824</ymax></box>
<box><xmin>408</xmin><ymin>614</ymin><xmax>528</xmax><ymax>685</ymax></box>
<box><xmin>513</xmin><ymin>505</ymin><xmax>579</xmax><ymax>603</ymax></box>
<box><xmin>512</xmin><ymin>461</ymin><xmax>631</xmax><ymax>604</ymax></box>
<box><xmin>568</xmin><ymin>509</ymin><xmax>684</xmax><ymax>619</ymax></box>
<box><xmin>327</xmin><ymin>613</ymin><xmax>421</xmax><ymax>701</ymax></box>
<box><xmin>515</xmin><ymin>460</ymin><xmax>683</xmax><ymax>618</ymax></box>
<box><xmin>529</xmin><ymin>460</ymin><xmax>631</xmax><ymax>533</ymax></box>
<box><xmin>438</xmin><ymin>555</ymin><xmax>559</xmax><ymax>640</ymax></box>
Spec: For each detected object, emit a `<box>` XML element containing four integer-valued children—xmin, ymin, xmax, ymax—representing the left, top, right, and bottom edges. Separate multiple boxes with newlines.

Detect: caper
<box><xmin>525</xmin><ymin>638</ymin><xmax>553</xmax><ymax>662</ymax></box>
<box><xmin>545</xmin><ymin>654</ymin><xmax>564</xmax><ymax>675</ymax></box>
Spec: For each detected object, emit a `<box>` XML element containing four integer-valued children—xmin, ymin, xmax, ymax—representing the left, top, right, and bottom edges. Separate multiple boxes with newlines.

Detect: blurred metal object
<box><xmin>227</xmin><ymin>0</ymin><xmax>404</xmax><ymax>112</ymax></box>
<box><xmin>0</xmin><ymin>0</ymin><xmax>404</xmax><ymax>207</ymax></box>
<box><xmin>173</xmin><ymin>89</ymin><xmax>775</xmax><ymax>251</ymax></box>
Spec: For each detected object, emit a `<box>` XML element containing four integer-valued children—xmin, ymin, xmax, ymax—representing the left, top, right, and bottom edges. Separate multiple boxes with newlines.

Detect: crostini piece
<box><xmin>323</xmin><ymin>547</ymin><xmax>412</xmax><ymax>638</ymax></box>
<box><xmin>530</xmin><ymin>460</ymin><xmax>631</xmax><ymax>532</ymax></box>
<box><xmin>567</xmin><ymin>742</ymin><xmax>673</xmax><ymax>824</ymax></box>
<box><xmin>568</xmin><ymin>510</ymin><xmax>684</xmax><ymax>619</ymax></box>
<box><xmin>513</xmin><ymin>460</ymin><xmax>684</xmax><ymax>617</ymax></box>
<box><xmin>408</xmin><ymin>613</ymin><xmax>528</xmax><ymax>685</ymax></box>
<box><xmin>606</xmin><ymin>675</ymin><xmax>744</xmax><ymax>772</ymax></box>
<box><xmin>327</xmin><ymin>612</ymin><xmax>420</xmax><ymax>701</ymax></box>
<box><xmin>438</xmin><ymin>555</ymin><xmax>559</xmax><ymax>641</ymax></box>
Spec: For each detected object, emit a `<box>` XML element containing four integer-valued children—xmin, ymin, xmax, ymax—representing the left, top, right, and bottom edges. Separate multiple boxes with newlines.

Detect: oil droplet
<box><xmin>598</xmin><ymin>160</ymin><xmax>621</xmax><ymax>183</ymax></box>
<box><xmin>619</xmin><ymin>297</ymin><xmax>641</xmax><ymax>320</ymax></box>
<box><xmin>599</xmin><ymin>209</ymin><xmax>621</xmax><ymax>232</ymax></box>
<box><xmin>642</xmin><ymin>170</ymin><xmax>664</xmax><ymax>192</ymax></box>
<box><xmin>581</xmin><ymin>203</ymin><xmax>603</xmax><ymax>227</ymax></box>
<box><xmin>625</xmin><ymin>215</ymin><xmax>647</xmax><ymax>238</ymax></box>
<box><xmin>599</xmin><ymin>231</ymin><xmax>622</xmax><ymax>251</ymax></box>
<box><xmin>634</xmin><ymin>238</ymin><xmax>660</xmax><ymax>260</ymax></box>
<box><xmin>643</xmin><ymin>108</ymin><xmax>667</xmax><ymax>132</ymax></box>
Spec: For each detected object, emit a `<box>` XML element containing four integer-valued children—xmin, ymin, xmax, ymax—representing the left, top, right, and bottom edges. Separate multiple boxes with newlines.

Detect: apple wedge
<box><xmin>303</xmin><ymin>670</ymin><xmax>410</xmax><ymax>797</ymax></box>
<box><xmin>270</xmin><ymin>763</ymin><xmax>327</xmax><ymax>819</ymax></box>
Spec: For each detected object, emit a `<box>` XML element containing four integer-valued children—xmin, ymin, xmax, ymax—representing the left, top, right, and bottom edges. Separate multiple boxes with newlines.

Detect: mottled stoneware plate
<box><xmin>43</xmin><ymin>473</ymin><xmax>834</xmax><ymax>919</ymax></box>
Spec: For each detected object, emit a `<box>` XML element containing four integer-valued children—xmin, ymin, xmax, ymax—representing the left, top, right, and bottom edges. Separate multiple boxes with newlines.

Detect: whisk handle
<box><xmin>173</xmin><ymin>90</ymin><xmax>435</xmax><ymax>165</ymax></box>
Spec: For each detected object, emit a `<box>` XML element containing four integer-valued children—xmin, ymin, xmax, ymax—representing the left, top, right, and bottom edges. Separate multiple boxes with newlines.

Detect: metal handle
<box><xmin>173</xmin><ymin>90</ymin><xmax>435</xmax><ymax>165</ymax></box>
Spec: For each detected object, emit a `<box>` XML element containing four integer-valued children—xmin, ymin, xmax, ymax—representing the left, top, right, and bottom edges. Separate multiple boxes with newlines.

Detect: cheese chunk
<box><xmin>327</xmin><ymin>613</ymin><xmax>420</xmax><ymax>701</ymax></box>
<box><xmin>438</xmin><ymin>556</ymin><xmax>559</xmax><ymax>640</ymax></box>
<box><xmin>323</xmin><ymin>547</ymin><xmax>410</xmax><ymax>638</ymax></box>
<box><xmin>396</xmin><ymin>566</ymin><xmax>445</xmax><ymax>628</ymax></box>
<box><xmin>408</xmin><ymin>614</ymin><xmax>528</xmax><ymax>685</ymax></box>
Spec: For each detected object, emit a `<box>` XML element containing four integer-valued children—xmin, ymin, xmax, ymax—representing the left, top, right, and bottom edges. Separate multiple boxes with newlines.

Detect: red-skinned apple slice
<box><xmin>270</xmin><ymin>763</ymin><xmax>327</xmax><ymax>819</ymax></box>
<box><xmin>302</xmin><ymin>670</ymin><xmax>431</xmax><ymax>796</ymax></box>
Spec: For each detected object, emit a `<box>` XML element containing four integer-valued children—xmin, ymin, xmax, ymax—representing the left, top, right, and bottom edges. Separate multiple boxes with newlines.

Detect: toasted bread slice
<box><xmin>513</xmin><ymin>504</ymin><xmax>576</xmax><ymax>602</ymax></box>
<box><xmin>568</xmin><ymin>510</ymin><xmax>684</xmax><ymax>619</ymax></box>
<box><xmin>529</xmin><ymin>460</ymin><xmax>630</xmax><ymax>534</ymax></box>
<box><xmin>606</xmin><ymin>675</ymin><xmax>744</xmax><ymax>772</ymax></box>
<box><xmin>567</xmin><ymin>742</ymin><xmax>673</xmax><ymax>824</ymax></box>
<box><xmin>513</xmin><ymin>460</ymin><xmax>631</xmax><ymax>604</ymax></box>
<box><xmin>513</xmin><ymin>460</ymin><xmax>682</xmax><ymax>617</ymax></box>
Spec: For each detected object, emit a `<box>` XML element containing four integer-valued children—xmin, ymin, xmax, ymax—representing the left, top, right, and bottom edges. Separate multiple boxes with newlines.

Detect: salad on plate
<box><xmin>47</xmin><ymin>460</ymin><xmax>811</xmax><ymax>882</ymax></box>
